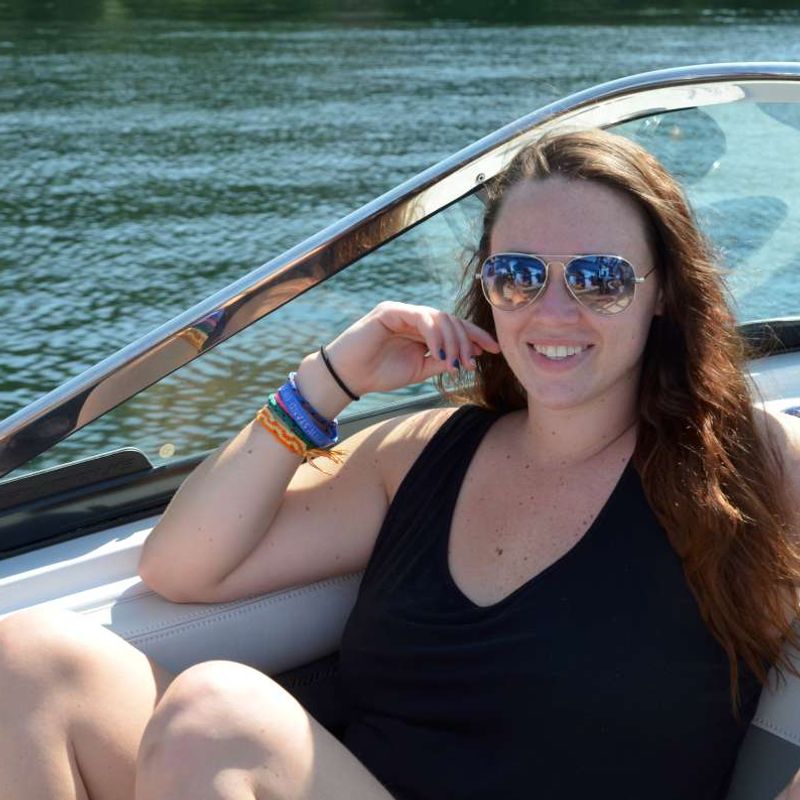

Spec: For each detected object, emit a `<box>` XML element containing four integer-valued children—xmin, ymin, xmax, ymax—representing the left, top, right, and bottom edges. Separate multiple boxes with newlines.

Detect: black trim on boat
<box><xmin>740</xmin><ymin>318</ymin><xmax>800</xmax><ymax>357</ymax></box>
<box><xmin>0</xmin><ymin>455</ymin><xmax>192</xmax><ymax>560</ymax></box>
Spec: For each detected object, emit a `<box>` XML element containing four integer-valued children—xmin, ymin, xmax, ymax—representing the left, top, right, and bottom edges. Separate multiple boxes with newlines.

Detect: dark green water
<box><xmin>2</xmin><ymin>1</ymin><xmax>800</xmax><ymax>473</ymax></box>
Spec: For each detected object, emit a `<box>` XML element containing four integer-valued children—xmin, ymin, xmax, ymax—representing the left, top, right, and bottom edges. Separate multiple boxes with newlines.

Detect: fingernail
<box><xmin>439</xmin><ymin>349</ymin><xmax>446</xmax><ymax>360</ymax></box>
<box><xmin>452</xmin><ymin>358</ymin><xmax>460</xmax><ymax>369</ymax></box>
<box><xmin>470</xmin><ymin>356</ymin><xmax>477</xmax><ymax>365</ymax></box>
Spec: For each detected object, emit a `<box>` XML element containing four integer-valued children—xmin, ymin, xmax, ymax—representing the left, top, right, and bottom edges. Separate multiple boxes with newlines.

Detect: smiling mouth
<box><xmin>531</xmin><ymin>343</ymin><xmax>593</xmax><ymax>360</ymax></box>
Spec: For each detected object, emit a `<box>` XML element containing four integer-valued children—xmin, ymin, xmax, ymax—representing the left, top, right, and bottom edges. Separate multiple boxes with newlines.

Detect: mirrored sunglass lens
<box><xmin>483</xmin><ymin>256</ymin><xmax>546</xmax><ymax>307</ymax></box>
<box><xmin>566</xmin><ymin>256</ymin><xmax>636</xmax><ymax>314</ymax></box>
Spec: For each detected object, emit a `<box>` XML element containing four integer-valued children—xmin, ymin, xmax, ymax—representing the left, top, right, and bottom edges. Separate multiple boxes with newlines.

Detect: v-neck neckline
<box><xmin>441</xmin><ymin>419</ymin><xmax>636</xmax><ymax>613</ymax></box>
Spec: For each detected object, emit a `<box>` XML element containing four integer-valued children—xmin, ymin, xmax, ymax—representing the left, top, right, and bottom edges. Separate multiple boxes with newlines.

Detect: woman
<box><xmin>1</xmin><ymin>129</ymin><xmax>799</xmax><ymax>800</ymax></box>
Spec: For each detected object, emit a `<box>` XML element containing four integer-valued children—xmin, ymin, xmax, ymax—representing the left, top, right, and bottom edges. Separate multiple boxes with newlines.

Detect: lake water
<box><xmin>2</xmin><ymin>1</ymin><xmax>800</xmax><ymax>474</ymax></box>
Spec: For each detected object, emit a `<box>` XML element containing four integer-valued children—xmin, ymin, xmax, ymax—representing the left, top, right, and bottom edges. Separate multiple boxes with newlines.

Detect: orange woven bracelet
<box><xmin>255</xmin><ymin>404</ymin><xmax>346</xmax><ymax>467</ymax></box>
<box><xmin>256</xmin><ymin>406</ymin><xmax>306</xmax><ymax>457</ymax></box>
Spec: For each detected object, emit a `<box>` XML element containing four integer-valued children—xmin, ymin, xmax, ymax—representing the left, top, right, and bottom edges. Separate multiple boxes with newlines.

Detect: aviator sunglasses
<box><xmin>477</xmin><ymin>253</ymin><xmax>656</xmax><ymax>315</ymax></box>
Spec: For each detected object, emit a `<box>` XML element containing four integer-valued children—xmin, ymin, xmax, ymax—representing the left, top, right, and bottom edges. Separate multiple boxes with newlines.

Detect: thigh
<box><xmin>140</xmin><ymin>660</ymin><xmax>395</xmax><ymax>800</ymax></box>
<box><xmin>0</xmin><ymin>606</ymin><xmax>175</xmax><ymax>800</ymax></box>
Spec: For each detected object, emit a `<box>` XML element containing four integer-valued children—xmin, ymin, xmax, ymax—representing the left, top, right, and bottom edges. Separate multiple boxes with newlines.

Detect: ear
<box><xmin>654</xmin><ymin>288</ymin><xmax>665</xmax><ymax>316</ymax></box>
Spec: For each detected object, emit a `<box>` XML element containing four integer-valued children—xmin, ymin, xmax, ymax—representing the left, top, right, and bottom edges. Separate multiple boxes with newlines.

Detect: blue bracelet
<box><xmin>277</xmin><ymin>383</ymin><xmax>339</xmax><ymax>448</ymax></box>
<box><xmin>287</xmin><ymin>372</ymin><xmax>336</xmax><ymax>435</ymax></box>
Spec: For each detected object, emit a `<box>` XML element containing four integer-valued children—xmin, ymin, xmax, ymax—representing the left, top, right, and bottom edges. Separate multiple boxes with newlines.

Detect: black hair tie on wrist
<box><xmin>319</xmin><ymin>345</ymin><xmax>360</xmax><ymax>401</ymax></box>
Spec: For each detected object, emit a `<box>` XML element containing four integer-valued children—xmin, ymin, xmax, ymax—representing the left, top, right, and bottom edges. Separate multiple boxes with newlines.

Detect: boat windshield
<box><xmin>4</xmin><ymin>84</ymin><xmax>800</xmax><ymax>480</ymax></box>
<box><xmin>612</xmin><ymin>101</ymin><xmax>800</xmax><ymax>324</ymax></box>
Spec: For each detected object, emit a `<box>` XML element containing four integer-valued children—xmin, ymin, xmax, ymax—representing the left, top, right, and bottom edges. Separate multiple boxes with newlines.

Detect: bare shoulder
<box><xmin>370</xmin><ymin>405</ymin><xmax>461</xmax><ymax>500</ymax></box>
<box><xmin>753</xmin><ymin>404</ymin><xmax>800</xmax><ymax>507</ymax></box>
<box><xmin>754</xmin><ymin>405</ymin><xmax>800</xmax><ymax>470</ymax></box>
<box><xmin>753</xmin><ymin>406</ymin><xmax>800</xmax><ymax>629</ymax></box>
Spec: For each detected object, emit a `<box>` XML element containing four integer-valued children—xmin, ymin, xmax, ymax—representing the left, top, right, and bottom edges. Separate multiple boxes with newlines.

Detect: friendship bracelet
<box><xmin>255</xmin><ymin>403</ymin><xmax>346</xmax><ymax>466</ymax></box>
<box><xmin>319</xmin><ymin>345</ymin><xmax>360</xmax><ymax>402</ymax></box>
<box><xmin>272</xmin><ymin>391</ymin><xmax>336</xmax><ymax>449</ymax></box>
<box><xmin>256</xmin><ymin>405</ymin><xmax>306</xmax><ymax>457</ymax></box>
<box><xmin>269</xmin><ymin>394</ymin><xmax>316</xmax><ymax>448</ymax></box>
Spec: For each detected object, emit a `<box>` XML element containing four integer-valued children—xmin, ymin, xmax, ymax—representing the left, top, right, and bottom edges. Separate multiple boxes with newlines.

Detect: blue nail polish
<box><xmin>452</xmin><ymin>358</ymin><xmax>460</xmax><ymax>369</ymax></box>
<box><xmin>439</xmin><ymin>349</ymin><xmax>446</xmax><ymax>360</ymax></box>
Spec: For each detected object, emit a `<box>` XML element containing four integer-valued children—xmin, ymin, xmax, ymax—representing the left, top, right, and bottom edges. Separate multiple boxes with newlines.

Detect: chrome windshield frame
<box><xmin>3</xmin><ymin>61</ymin><xmax>800</xmax><ymax>477</ymax></box>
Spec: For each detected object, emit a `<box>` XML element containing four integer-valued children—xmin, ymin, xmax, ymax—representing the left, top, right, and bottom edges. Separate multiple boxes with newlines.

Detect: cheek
<box><xmin>491</xmin><ymin>312</ymin><xmax>525</xmax><ymax>355</ymax></box>
<box><xmin>490</xmin><ymin>310</ymin><xmax>509</xmax><ymax>345</ymax></box>
<box><xmin>619</xmin><ymin>313</ymin><xmax>656</xmax><ymax>358</ymax></box>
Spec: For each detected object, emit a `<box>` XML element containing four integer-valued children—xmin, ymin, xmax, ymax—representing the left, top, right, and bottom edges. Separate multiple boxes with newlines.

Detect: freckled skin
<box><xmin>447</xmin><ymin>176</ymin><xmax>659</xmax><ymax>608</ymax></box>
<box><xmin>489</xmin><ymin>176</ymin><xmax>661</xmax><ymax>416</ymax></box>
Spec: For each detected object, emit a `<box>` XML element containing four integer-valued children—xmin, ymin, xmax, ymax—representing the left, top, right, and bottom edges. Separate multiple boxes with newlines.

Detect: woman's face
<box><xmin>488</xmin><ymin>175</ymin><xmax>662</xmax><ymax>415</ymax></box>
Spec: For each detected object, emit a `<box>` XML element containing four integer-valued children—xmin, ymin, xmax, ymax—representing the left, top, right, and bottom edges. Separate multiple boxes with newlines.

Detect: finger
<box><xmin>435</xmin><ymin>312</ymin><xmax>461</xmax><ymax>373</ymax></box>
<box><xmin>459</xmin><ymin>318</ymin><xmax>501</xmax><ymax>353</ymax></box>
<box><xmin>451</xmin><ymin>316</ymin><xmax>476</xmax><ymax>372</ymax></box>
<box><xmin>417</xmin><ymin>351</ymin><xmax>453</xmax><ymax>382</ymax></box>
<box><xmin>415</xmin><ymin>310</ymin><xmax>448</xmax><ymax>367</ymax></box>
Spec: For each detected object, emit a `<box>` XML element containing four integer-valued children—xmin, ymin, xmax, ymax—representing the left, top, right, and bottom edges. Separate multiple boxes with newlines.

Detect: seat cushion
<box><xmin>727</xmin><ymin>636</ymin><xmax>800</xmax><ymax>799</ymax></box>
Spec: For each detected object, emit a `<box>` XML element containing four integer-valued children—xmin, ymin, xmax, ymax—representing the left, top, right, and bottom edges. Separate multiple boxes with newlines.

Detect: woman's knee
<box><xmin>0</xmin><ymin>607</ymin><xmax>104</xmax><ymax>688</ymax></box>
<box><xmin>0</xmin><ymin>606</ymin><xmax>162</xmax><ymax>718</ymax></box>
<box><xmin>138</xmin><ymin>660</ymin><xmax>295</xmax><ymax>779</ymax></box>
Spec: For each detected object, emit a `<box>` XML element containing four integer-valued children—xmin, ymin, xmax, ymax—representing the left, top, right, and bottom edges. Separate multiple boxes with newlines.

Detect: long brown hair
<box><xmin>453</xmin><ymin>128</ymin><xmax>800</xmax><ymax>714</ymax></box>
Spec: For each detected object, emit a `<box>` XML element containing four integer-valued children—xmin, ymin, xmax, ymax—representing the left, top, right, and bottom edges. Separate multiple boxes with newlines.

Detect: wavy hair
<box><xmin>451</xmin><ymin>128</ymin><xmax>800</xmax><ymax>715</ymax></box>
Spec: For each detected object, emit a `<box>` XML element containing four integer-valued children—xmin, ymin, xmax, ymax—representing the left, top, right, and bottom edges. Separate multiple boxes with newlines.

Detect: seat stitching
<box><xmin>751</xmin><ymin>715</ymin><xmax>800</xmax><ymax>746</ymax></box>
<box><xmin>115</xmin><ymin>573</ymin><xmax>362</xmax><ymax>638</ymax></box>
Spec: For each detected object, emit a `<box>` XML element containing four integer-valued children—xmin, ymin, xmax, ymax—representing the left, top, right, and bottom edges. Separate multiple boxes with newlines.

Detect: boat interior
<box><xmin>2</xmin><ymin>63</ymin><xmax>800</xmax><ymax>798</ymax></box>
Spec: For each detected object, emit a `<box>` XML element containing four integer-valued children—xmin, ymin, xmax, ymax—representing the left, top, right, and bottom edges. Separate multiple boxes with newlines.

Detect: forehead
<box><xmin>490</xmin><ymin>176</ymin><xmax>654</xmax><ymax>263</ymax></box>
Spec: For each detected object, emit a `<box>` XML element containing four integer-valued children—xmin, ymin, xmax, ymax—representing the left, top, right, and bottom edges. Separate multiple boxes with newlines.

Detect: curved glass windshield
<box><xmin>5</xmin><ymin>84</ymin><xmax>800</xmax><ymax>479</ymax></box>
<box><xmin>612</xmin><ymin>99</ymin><xmax>800</xmax><ymax>322</ymax></box>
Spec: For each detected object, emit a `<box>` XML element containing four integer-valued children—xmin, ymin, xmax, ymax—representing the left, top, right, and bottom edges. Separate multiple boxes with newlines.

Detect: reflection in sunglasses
<box><xmin>479</xmin><ymin>253</ymin><xmax>652</xmax><ymax>315</ymax></box>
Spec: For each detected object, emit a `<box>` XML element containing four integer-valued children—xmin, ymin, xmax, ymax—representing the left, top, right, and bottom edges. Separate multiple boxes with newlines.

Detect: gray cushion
<box><xmin>727</xmin><ymin>635</ymin><xmax>800</xmax><ymax>799</ymax></box>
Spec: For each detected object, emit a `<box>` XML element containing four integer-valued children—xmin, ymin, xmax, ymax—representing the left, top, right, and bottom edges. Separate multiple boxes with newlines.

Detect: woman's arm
<box><xmin>757</xmin><ymin>407</ymin><xmax>800</xmax><ymax>800</ymax></box>
<box><xmin>775</xmin><ymin>770</ymin><xmax>800</xmax><ymax>800</ymax></box>
<box><xmin>137</xmin><ymin>302</ymin><xmax>499</xmax><ymax>603</ymax></box>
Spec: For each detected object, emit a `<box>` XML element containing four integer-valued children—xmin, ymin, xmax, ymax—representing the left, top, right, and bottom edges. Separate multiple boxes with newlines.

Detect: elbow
<box><xmin>137</xmin><ymin>554</ymin><xmax>195</xmax><ymax>604</ymax></box>
<box><xmin>137</xmin><ymin>554</ymin><xmax>222</xmax><ymax>604</ymax></box>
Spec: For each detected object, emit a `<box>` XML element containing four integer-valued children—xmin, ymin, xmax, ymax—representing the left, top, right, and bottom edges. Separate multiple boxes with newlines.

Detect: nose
<box><xmin>533</xmin><ymin>261</ymin><xmax>582</xmax><ymax>321</ymax></box>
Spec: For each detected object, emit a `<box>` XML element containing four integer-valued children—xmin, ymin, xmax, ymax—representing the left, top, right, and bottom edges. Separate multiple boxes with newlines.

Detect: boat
<box><xmin>1</xmin><ymin>62</ymin><xmax>799</xmax><ymax>799</ymax></box>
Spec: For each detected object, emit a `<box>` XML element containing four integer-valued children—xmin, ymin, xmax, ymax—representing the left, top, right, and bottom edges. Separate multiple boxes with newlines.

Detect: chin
<box><xmin>523</xmin><ymin>386</ymin><xmax>591</xmax><ymax>412</ymax></box>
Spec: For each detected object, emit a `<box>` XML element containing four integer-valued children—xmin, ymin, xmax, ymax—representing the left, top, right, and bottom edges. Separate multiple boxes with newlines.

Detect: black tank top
<box><xmin>338</xmin><ymin>405</ymin><xmax>761</xmax><ymax>800</ymax></box>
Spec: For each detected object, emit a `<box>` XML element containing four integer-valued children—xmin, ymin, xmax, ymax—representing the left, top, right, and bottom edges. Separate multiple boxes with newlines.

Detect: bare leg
<box><xmin>0</xmin><ymin>607</ymin><xmax>173</xmax><ymax>800</ymax></box>
<box><xmin>136</xmin><ymin>660</ymin><xmax>395</xmax><ymax>800</ymax></box>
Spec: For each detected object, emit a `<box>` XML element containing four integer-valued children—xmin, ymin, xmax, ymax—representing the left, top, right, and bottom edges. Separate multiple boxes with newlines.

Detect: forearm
<box><xmin>136</xmin><ymin>304</ymin><xmax>497</xmax><ymax>602</ymax></box>
<box><xmin>138</xmin><ymin>352</ymin><xmax>351</xmax><ymax>600</ymax></box>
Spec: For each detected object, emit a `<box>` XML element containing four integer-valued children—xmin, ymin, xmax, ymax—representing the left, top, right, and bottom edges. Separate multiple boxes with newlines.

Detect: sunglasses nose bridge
<box><xmin>534</xmin><ymin>259</ymin><xmax>581</xmax><ymax>315</ymax></box>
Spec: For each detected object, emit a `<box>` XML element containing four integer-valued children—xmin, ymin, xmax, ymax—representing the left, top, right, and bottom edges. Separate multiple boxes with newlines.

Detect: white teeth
<box><xmin>532</xmin><ymin>344</ymin><xmax>587</xmax><ymax>360</ymax></box>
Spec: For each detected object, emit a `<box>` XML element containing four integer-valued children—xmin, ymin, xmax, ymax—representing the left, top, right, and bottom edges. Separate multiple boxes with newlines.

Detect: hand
<box><xmin>323</xmin><ymin>301</ymin><xmax>501</xmax><ymax>397</ymax></box>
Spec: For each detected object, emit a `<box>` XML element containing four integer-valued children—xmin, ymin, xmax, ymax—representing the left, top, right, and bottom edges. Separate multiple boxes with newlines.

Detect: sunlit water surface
<box><xmin>2</xmin><ymin>4</ymin><xmax>800</xmax><ymax>473</ymax></box>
